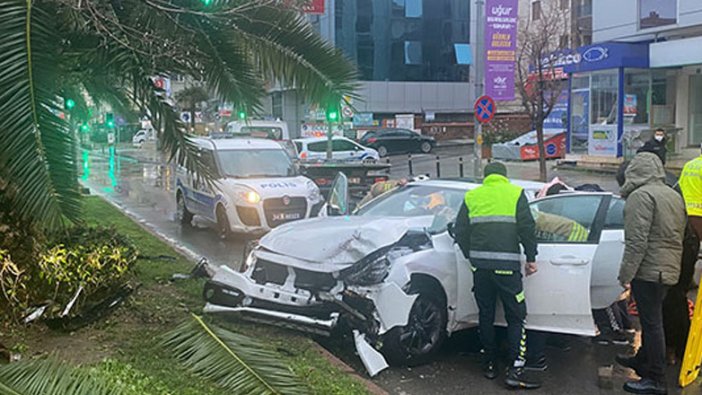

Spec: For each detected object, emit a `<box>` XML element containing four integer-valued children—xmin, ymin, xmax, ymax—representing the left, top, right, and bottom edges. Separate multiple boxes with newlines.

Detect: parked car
<box><xmin>175</xmin><ymin>138</ymin><xmax>324</xmax><ymax>238</ymax></box>
<box><xmin>294</xmin><ymin>136</ymin><xmax>379</xmax><ymax>163</ymax></box>
<box><xmin>359</xmin><ymin>128</ymin><xmax>435</xmax><ymax>157</ymax></box>
<box><xmin>132</xmin><ymin>129</ymin><xmax>154</xmax><ymax>148</ymax></box>
<box><xmin>203</xmin><ymin>176</ymin><xmax>625</xmax><ymax>375</ymax></box>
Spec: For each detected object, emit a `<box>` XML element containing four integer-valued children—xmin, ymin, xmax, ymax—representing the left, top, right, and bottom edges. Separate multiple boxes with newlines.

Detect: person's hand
<box><xmin>525</xmin><ymin>262</ymin><xmax>538</xmax><ymax>276</ymax></box>
<box><xmin>621</xmin><ymin>282</ymin><xmax>631</xmax><ymax>291</ymax></box>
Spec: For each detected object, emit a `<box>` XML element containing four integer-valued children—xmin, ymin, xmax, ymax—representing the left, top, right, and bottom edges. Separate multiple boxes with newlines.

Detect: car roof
<box><xmin>294</xmin><ymin>136</ymin><xmax>349</xmax><ymax>142</ymax></box>
<box><xmin>191</xmin><ymin>138</ymin><xmax>284</xmax><ymax>150</ymax></box>
<box><xmin>226</xmin><ymin>120</ymin><xmax>286</xmax><ymax>127</ymax></box>
<box><xmin>408</xmin><ymin>178</ymin><xmax>547</xmax><ymax>193</ymax></box>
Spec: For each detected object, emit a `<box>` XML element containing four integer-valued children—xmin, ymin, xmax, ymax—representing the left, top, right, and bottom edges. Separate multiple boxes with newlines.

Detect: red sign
<box><xmin>474</xmin><ymin>95</ymin><xmax>496</xmax><ymax>124</ymax></box>
<box><xmin>301</xmin><ymin>0</ymin><xmax>325</xmax><ymax>14</ymax></box>
<box><xmin>519</xmin><ymin>133</ymin><xmax>566</xmax><ymax>161</ymax></box>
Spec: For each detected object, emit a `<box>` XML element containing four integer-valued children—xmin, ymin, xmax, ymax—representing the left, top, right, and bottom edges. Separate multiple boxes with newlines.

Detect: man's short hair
<box><xmin>655</xmin><ymin>127</ymin><xmax>665</xmax><ymax>133</ymax></box>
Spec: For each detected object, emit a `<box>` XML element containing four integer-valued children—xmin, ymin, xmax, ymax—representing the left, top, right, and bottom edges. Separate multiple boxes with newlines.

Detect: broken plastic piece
<box><xmin>353</xmin><ymin>330</ymin><xmax>389</xmax><ymax>377</ymax></box>
<box><xmin>60</xmin><ymin>286</ymin><xmax>84</xmax><ymax>317</ymax></box>
<box><xmin>23</xmin><ymin>304</ymin><xmax>48</xmax><ymax>324</ymax></box>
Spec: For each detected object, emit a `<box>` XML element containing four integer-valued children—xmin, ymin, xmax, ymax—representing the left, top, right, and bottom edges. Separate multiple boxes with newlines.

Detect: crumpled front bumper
<box><xmin>203</xmin><ymin>264</ymin><xmax>417</xmax><ymax>376</ymax></box>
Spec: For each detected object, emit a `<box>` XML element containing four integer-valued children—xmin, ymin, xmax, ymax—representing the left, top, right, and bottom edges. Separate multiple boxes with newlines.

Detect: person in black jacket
<box><xmin>637</xmin><ymin>128</ymin><xmax>668</xmax><ymax>164</ymax></box>
<box><xmin>454</xmin><ymin>162</ymin><xmax>540</xmax><ymax>389</ymax></box>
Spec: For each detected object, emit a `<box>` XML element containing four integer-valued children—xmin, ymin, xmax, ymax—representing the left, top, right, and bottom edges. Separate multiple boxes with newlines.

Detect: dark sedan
<box><xmin>359</xmin><ymin>128</ymin><xmax>435</xmax><ymax>157</ymax></box>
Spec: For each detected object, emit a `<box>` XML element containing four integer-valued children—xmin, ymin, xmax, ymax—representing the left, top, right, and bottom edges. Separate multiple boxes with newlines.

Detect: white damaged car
<box><xmin>176</xmin><ymin>138</ymin><xmax>324</xmax><ymax>238</ymax></box>
<box><xmin>203</xmin><ymin>176</ymin><xmax>626</xmax><ymax>375</ymax></box>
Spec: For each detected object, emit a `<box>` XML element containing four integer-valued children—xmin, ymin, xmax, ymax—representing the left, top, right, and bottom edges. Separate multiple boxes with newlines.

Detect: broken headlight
<box><xmin>341</xmin><ymin>246</ymin><xmax>414</xmax><ymax>286</ymax></box>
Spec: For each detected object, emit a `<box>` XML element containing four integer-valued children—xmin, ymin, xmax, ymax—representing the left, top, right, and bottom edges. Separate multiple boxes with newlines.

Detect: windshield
<box><xmin>233</xmin><ymin>126</ymin><xmax>284</xmax><ymax>140</ymax></box>
<box><xmin>355</xmin><ymin>185</ymin><xmax>465</xmax><ymax>233</ymax></box>
<box><xmin>216</xmin><ymin>149</ymin><xmax>296</xmax><ymax>178</ymax></box>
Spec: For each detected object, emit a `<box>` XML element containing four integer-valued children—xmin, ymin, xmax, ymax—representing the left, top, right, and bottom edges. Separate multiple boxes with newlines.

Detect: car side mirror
<box><xmin>327</xmin><ymin>204</ymin><xmax>343</xmax><ymax>216</ymax></box>
<box><xmin>447</xmin><ymin>222</ymin><xmax>456</xmax><ymax>239</ymax></box>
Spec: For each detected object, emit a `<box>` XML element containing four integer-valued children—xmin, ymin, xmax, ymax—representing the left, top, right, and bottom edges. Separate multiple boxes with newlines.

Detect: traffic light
<box><xmin>326</xmin><ymin>104</ymin><xmax>339</xmax><ymax>123</ymax></box>
<box><xmin>237</xmin><ymin>108</ymin><xmax>247</xmax><ymax>120</ymax></box>
<box><xmin>201</xmin><ymin>0</ymin><xmax>212</xmax><ymax>5</ymax></box>
<box><xmin>64</xmin><ymin>98</ymin><xmax>75</xmax><ymax>110</ymax></box>
<box><xmin>80</xmin><ymin>122</ymin><xmax>90</xmax><ymax>133</ymax></box>
<box><xmin>105</xmin><ymin>113</ymin><xmax>115</xmax><ymax>129</ymax></box>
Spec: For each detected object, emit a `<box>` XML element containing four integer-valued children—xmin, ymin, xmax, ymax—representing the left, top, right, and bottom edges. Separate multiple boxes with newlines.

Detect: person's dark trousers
<box><xmin>473</xmin><ymin>268</ymin><xmax>528</xmax><ymax>367</ymax></box>
<box><xmin>631</xmin><ymin>279</ymin><xmax>669</xmax><ymax>384</ymax></box>
<box><xmin>526</xmin><ymin>330</ymin><xmax>547</xmax><ymax>360</ymax></box>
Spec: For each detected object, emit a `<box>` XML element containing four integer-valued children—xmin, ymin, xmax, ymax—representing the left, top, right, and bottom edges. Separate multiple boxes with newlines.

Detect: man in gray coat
<box><xmin>616</xmin><ymin>152</ymin><xmax>686</xmax><ymax>395</ymax></box>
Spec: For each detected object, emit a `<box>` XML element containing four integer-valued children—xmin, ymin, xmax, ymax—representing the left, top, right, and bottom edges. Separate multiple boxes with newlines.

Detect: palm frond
<box><xmin>0</xmin><ymin>0</ymin><xmax>81</xmax><ymax>230</ymax></box>
<box><xmin>0</xmin><ymin>358</ymin><xmax>124</xmax><ymax>395</ymax></box>
<box><xmin>163</xmin><ymin>314</ymin><xmax>309</xmax><ymax>395</ymax></box>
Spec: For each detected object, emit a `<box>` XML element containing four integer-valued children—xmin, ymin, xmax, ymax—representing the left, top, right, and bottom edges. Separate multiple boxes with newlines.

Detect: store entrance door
<box><xmin>689</xmin><ymin>75</ymin><xmax>702</xmax><ymax>146</ymax></box>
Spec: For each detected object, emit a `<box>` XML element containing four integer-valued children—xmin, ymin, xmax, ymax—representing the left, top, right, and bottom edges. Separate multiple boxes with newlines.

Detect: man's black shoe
<box><xmin>623</xmin><ymin>378</ymin><xmax>667</xmax><ymax>395</ymax></box>
<box><xmin>483</xmin><ymin>361</ymin><xmax>498</xmax><ymax>380</ymax></box>
<box><xmin>524</xmin><ymin>355</ymin><xmax>548</xmax><ymax>371</ymax></box>
<box><xmin>504</xmin><ymin>367</ymin><xmax>541</xmax><ymax>390</ymax></box>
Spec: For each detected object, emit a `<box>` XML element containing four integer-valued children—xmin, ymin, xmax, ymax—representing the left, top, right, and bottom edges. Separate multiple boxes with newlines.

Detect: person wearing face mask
<box><xmin>637</xmin><ymin>128</ymin><xmax>668</xmax><ymax>165</ymax></box>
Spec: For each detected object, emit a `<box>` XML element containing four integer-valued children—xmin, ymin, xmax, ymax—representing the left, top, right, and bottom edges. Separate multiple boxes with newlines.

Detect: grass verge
<box><xmin>4</xmin><ymin>196</ymin><xmax>371</xmax><ymax>395</ymax></box>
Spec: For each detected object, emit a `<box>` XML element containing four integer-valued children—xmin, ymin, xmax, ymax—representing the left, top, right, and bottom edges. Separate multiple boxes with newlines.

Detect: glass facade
<box><xmin>334</xmin><ymin>0</ymin><xmax>470</xmax><ymax>82</ymax></box>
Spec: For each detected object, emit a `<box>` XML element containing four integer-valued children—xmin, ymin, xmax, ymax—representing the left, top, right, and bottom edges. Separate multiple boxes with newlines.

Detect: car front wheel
<box><xmin>381</xmin><ymin>287</ymin><xmax>447</xmax><ymax>366</ymax></box>
<box><xmin>216</xmin><ymin>206</ymin><xmax>232</xmax><ymax>240</ymax></box>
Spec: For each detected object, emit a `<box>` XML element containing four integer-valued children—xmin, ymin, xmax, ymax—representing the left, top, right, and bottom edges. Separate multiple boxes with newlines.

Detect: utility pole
<box><xmin>474</xmin><ymin>0</ymin><xmax>485</xmax><ymax>179</ymax></box>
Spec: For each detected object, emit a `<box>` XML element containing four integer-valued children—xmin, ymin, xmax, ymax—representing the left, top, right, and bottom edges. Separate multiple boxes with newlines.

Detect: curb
<box><xmin>84</xmin><ymin>186</ymin><xmax>387</xmax><ymax>395</ymax></box>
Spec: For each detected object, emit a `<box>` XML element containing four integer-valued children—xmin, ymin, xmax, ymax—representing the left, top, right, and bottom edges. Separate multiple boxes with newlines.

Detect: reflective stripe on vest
<box><xmin>568</xmin><ymin>222</ymin><xmax>589</xmax><ymax>242</ymax></box>
<box><xmin>470</xmin><ymin>251</ymin><xmax>522</xmax><ymax>261</ymax></box>
<box><xmin>680</xmin><ymin>156</ymin><xmax>702</xmax><ymax>216</ymax></box>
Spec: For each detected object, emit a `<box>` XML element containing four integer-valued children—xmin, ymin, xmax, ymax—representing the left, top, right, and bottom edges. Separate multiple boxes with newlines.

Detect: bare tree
<box><xmin>516</xmin><ymin>1</ymin><xmax>571</xmax><ymax>181</ymax></box>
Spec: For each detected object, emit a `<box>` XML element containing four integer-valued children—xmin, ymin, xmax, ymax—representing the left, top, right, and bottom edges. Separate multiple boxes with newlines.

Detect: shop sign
<box><xmin>588</xmin><ymin>124</ymin><xmax>618</xmax><ymax>157</ymax></box>
<box><xmin>353</xmin><ymin>113</ymin><xmax>374</xmax><ymax>127</ymax></box>
<box><xmin>485</xmin><ymin>0</ymin><xmax>518</xmax><ymax>101</ymax></box>
<box><xmin>564</xmin><ymin>43</ymin><xmax>649</xmax><ymax>74</ymax></box>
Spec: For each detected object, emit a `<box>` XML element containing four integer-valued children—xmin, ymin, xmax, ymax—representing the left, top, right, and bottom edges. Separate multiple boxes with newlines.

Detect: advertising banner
<box><xmin>302</xmin><ymin>0</ymin><xmax>325</xmax><ymax>14</ymax></box>
<box><xmin>588</xmin><ymin>124</ymin><xmax>618</xmax><ymax>157</ymax></box>
<box><xmin>485</xmin><ymin>0</ymin><xmax>518</xmax><ymax>101</ymax></box>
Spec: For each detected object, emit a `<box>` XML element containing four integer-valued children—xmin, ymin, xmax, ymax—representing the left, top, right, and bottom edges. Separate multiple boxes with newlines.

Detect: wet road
<box><xmin>81</xmin><ymin>145</ymin><xmax>700</xmax><ymax>395</ymax></box>
<box><xmin>81</xmin><ymin>146</ymin><xmax>247</xmax><ymax>268</ymax></box>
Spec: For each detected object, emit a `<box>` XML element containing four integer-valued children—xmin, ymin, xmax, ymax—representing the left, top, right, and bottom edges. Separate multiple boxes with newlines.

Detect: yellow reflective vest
<box><xmin>680</xmin><ymin>156</ymin><xmax>702</xmax><ymax>216</ymax></box>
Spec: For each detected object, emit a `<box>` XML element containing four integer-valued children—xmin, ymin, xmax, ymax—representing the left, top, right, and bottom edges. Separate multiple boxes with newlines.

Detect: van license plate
<box><xmin>273</xmin><ymin>212</ymin><xmax>301</xmax><ymax>221</ymax></box>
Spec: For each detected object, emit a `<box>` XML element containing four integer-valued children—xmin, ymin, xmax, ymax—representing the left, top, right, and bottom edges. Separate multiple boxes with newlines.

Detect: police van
<box><xmin>175</xmin><ymin>138</ymin><xmax>324</xmax><ymax>238</ymax></box>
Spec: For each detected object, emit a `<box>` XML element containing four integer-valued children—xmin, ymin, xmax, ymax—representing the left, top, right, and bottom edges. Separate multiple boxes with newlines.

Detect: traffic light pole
<box><xmin>326</xmin><ymin>119</ymin><xmax>333</xmax><ymax>160</ymax></box>
<box><xmin>473</xmin><ymin>0</ymin><xmax>485</xmax><ymax>179</ymax></box>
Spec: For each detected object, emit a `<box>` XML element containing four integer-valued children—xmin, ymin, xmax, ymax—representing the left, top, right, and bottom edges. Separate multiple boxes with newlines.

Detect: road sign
<box><xmin>107</xmin><ymin>133</ymin><xmax>115</xmax><ymax>145</ymax></box>
<box><xmin>474</xmin><ymin>95</ymin><xmax>496</xmax><ymax>124</ymax></box>
<box><xmin>342</xmin><ymin>106</ymin><xmax>354</xmax><ymax>118</ymax></box>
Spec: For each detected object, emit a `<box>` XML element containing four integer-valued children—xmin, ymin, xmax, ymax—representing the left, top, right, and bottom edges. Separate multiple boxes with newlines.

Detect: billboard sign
<box><xmin>485</xmin><ymin>0</ymin><xmax>518</xmax><ymax>101</ymax></box>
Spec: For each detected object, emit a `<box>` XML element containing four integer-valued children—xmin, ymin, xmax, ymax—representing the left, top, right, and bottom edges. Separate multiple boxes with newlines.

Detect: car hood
<box><xmin>258</xmin><ymin>216</ymin><xmax>433</xmax><ymax>267</ymax></box>
<box><xmin>217</xmin><ymin>176</ymin><xmax>314</xmax><ymax>199</ymax></box>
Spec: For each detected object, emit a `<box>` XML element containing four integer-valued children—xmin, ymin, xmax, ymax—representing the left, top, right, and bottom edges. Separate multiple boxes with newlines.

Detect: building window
<box><xmin>591</xmin><ymin>71</ymin><xmax>619</xmax><ymax>126</ymax></box>
<box><xmin>560</xmin><ymin>0</ymin><xmax>569</xmax><ymax>10</ymax></box>
<box><xmin>639</xmin><ymin>0</ymin><xmax>677</xmax><ymax>29</ymax></box>
<box><xmin>405</xmin><ymin>0</ymin><xmax>422</xmax><ymax>18</ymax></box>
<box><xmin>559</xmin><ymin>35</ymin><xmax>570</xmax><ymax>48</ymax></box>
<box><xmin>404</xmin><ymin>41</ymin><xmax>422</xmax><ymax>65</ymax></box>
<box><xmin>532</xmin><ymin>1</ymin><xmax>542</xmax><ymax>21</ymax></box>
<box><xmin>624</xmin><ymin>70</ymin><xmax>651</xmax><ymax>125</ymax></box>
<box><xmin>582</xmin><ymin>35</ymin><xmax>592</xmax><ymax>45</ymax></box>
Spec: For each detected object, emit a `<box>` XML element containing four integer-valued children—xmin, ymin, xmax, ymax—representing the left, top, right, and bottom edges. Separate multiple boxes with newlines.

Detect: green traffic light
<box><xmin>326</xmin><ymin>110</ymin><xmax>339</xmax><ymax>122</ymax></box>
<box><xmin>80</xmin><ymin>123</ymin><xmax>90</xmax><ymax>133</ymax></box>
<box><xmin>238</xmin><ymin>111</ymin><xmax>246</xmax><ymax>120</ymax></box>
<box><xmin>202</xmin><ymin>0</ymin><xmax>212</xmax><ymax>5</ymax></box>
<box><xmin>65</xmin><ymin>98</ymin><xmax>75</xmax><ymax>110</ymax></box>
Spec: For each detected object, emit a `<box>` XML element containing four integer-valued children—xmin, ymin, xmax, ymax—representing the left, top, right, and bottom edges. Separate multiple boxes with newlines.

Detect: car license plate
<box><xmin>349</xmin><ymin>177</ymin><xmax>361</xmax><ymax>184</ymax></box>
<box><xmin>273</xmin><ymin>212</ymin><xmax>301</xmax><ymax>221</ymax></box>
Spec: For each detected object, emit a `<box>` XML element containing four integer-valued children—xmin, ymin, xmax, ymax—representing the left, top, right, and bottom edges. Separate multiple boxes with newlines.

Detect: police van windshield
<box><xmin>217</xmin><ymin>149</ymin><xmax>297</xmax><ymax>178</ymax></box>
<box><xmin>230</xmin><ymin>126</ymin><xmax>284</xmax><ymax>140</ymax></box>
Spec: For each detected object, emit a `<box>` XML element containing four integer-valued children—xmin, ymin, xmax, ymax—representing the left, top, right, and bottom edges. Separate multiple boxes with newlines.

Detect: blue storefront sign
<box><xmin>564</xmin><ymin>42</ymin><xmax>649</xmax><ymax>74</ymax></box>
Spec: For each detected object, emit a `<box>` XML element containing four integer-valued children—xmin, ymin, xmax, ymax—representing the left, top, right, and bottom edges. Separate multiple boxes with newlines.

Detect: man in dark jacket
<box><xmin>616</xmin><ymin>152</ymin><xmax>686</xmax><ymax>395</ymax></box>
<box><xmin>637</xmin><ymin>128</ymin><xmax>668</xmax><ymax>164</ymax></box>
<box><xmin>454</xmin><ymin>162</ymin><xmax>539</xmax><ymax>389</ymax></box>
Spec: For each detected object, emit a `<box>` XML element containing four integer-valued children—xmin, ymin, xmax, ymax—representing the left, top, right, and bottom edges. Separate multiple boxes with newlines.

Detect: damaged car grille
<box><xmin>251</xmin><ymin>259</ymin><xmax>337</xmax><ymax>292</ymax></box>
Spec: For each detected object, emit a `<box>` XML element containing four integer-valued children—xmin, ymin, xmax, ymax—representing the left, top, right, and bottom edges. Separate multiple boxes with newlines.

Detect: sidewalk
<box><xmin>558</xmin><ymin>147</ymin><xmax>701</xmax><ymax>174</ymax></box>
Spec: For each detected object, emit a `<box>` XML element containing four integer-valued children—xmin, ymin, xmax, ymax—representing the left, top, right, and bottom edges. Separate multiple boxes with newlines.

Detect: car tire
<box><xmin>377</xmin><ymin>146</ymin><xmax>388</xmax><ymax>158</ymax></box>
<box><xmin>381</xmin><ymin>285</ymin><xmax>447</xmax><ymax>366</ymax></box>
<box><xmin>216</xmin><ymin>205</ymin><xmax>232</xmax><ymax>240</ymax></box>
<box><xmin>176</xmin><ymin>192</ymin><xmax>193</xmax><ymax>227</ymax></box>
<box><xmin>420</xmin><ymin>142</ymin><xmax>432</xmax><ymax>154</ymax></box>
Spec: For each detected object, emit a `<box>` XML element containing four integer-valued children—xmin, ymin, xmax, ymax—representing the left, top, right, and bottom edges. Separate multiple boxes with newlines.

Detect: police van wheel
<box><xmin>216</xmin><ymin>206</ymin><xmax>232</xmax><ymax>240</ymax></box>
<box><xmin>382</xmin><ymin>285</ymin><xmax>447</xmax><ymax>366</ymax></box>
<box><xmin>177</xmin><ymin>193</ymin><xmax>193</xmax><ymax>226</ymax></box>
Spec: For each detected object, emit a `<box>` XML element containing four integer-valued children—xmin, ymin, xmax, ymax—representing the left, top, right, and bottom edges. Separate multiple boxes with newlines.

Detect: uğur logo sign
<box><xmin>485</xmin><ymin>0</ymin><xmax>518</xmax><ymax>101</ymax></box>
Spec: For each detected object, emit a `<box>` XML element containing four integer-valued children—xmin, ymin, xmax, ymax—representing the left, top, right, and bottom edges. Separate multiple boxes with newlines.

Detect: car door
<box><xmin>332</xmin><ymin>138</ymin><xmax>357</xmax><ymax>161</ymax></box>
<box><xmin>518</xmin><ymin>193</ymin><xmax>611</xmax><ymax>336</ymax></box>
<box><xmin>189</xmin><ymin>149</ymin><xmax>220</xmax><ymax>219</ymax></box>
<box><xmin>306</xmin><ymin>141</ymin><xmax>327</xmax><ymax>161</ymax></box>
<box><xmin>379</xmin><ymin>130</ymin><xmax>403</xmax><ymax>154</ymax></box>
<box><xmin>590</xmin><ymin>196</ymin><xmax>626</xmax><ymax>309</ymax></box>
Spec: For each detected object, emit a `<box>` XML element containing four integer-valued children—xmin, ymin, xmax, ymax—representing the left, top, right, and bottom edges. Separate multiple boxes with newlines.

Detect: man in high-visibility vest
<box><xmin>454</xmin><ymin>162</ymin><xmax>540</xmax><ymax>389</ymax></box>
<box><xmin>679</xmin><ymin>145</ymin><xmax>702</xmax><ymax>239</ymax></box>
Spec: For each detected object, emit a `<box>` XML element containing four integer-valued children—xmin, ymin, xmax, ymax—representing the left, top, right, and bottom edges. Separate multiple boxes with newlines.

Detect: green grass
<box><xmin>78</xmin><ymin>196</ymin><xmax>372</xmax><ymax>395</ymax></box>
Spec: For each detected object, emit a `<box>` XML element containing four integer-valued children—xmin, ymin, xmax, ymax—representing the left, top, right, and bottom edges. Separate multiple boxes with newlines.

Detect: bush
<box><xmin>0</xmin><ymin>226</ymin><xmax>138</xmax><ymax>324</ymax></box>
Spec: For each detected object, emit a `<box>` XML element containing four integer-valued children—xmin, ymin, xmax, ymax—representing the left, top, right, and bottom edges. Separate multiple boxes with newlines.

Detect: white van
<box><xmin>175</xmin><ymin>138</ymin><xmax>323</xmax><ymax>238</ymax></box>
<box><xmin>225</xmin><ymin>120</ymin><xmax>290</xmax><ymax>140</ymax></box>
